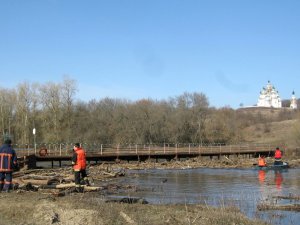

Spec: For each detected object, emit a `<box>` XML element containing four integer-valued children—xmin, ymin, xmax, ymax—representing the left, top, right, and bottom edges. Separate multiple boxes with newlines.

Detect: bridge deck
<box><xmin>17</xmin><ymin>143</ymin><xmax>277</xmax><ymax>167</ymax></box>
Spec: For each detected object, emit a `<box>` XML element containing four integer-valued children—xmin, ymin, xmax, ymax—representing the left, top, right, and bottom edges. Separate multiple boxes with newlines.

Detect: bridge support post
<box><xmin>22</xmin><ymin>155</ymin><xmax>36</xmax><ymax>169</ymax></box>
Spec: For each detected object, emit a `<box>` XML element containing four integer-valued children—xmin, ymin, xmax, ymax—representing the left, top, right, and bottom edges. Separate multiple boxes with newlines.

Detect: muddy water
<box><xmin>110</xmin><ymin>168</ymin><xmax>300</xmax><ymax>225</ymax></box>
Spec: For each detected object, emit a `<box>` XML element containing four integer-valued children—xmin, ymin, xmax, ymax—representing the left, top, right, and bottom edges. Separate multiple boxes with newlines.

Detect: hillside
<box><xmin>242</xmin><ymin>119</ymin><xmax>300</xmax><ymax>148</ymax></box>
<box><xmin>237</xmin><ymin>106</ymin><xmax>296</xmax><ymax>120</ymax></box>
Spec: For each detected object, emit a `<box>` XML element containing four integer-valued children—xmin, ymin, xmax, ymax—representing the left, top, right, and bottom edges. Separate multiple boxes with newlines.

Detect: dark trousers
<box><xmin>74</xmin><ymin>170</ymin><xmax>87</xmax><ymax>186</ymax></box>
<box><xmin>0</xmin><ymin>172</ymin><xmax>13</xmax><ymax>191</ymax></box>
<box><xmin>274</xmin><ymin>160</ymin><xmax>283</xmax><ymax>165</ymax></box>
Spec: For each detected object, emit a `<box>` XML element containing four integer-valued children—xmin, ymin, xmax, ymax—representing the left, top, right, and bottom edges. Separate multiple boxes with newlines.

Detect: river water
<box><xmin>108</xmin><ymin>168</ymin><xmax>300</xmax><ymax>225</ymax></box>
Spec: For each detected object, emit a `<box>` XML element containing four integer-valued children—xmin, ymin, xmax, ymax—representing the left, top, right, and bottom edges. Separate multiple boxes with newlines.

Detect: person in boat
<box><xmin>258</xmin><ymin>155</ymin><xmax>267</xmax><ymax>167</ymax></box>
<box><xmin>274</xmin><ymin>147</ymin><xmax>283</xmax><ymax>165</ymax></box>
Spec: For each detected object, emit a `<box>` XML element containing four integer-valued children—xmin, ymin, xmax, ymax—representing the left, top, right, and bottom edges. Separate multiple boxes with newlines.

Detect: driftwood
<box><xmin>41</xmin><ymin>183</ymin><xmax>103</xmax><ymax>191</ymax></box>
<box><xmin>13</xmin><ymin>171</ymin><xmax>38</xmax><ymax>178</ymax></box>
<box><xmin>103</xmin><ymin>168</ymin><xmax>125</xmax><ymax>178</ymax></box>
<box><xmin>257</xmin><ymin>203</ymin><xmax>300</xmax><ymax>212</ymax></box>
<box><xmin>21</xmin><ymin>179</ymin><xmax>50</xmax><ymax>186</ymax></box>
<box><xmin>18</xmin><ymin>183</ymin><xmax>39</xmax><ymax>192</ymax></box>
<box><xmin>273</xmin><ymin>195</ymin><xmax>300</xmax><ymax>201</ymax></box>
<box><xmin>103</xmin><ymin>171</ymin><xmax>118</xmax><ymax>177</ymax></box>
<box><xmin>12</xmin><ymin>164</ymin><xmax>128</xmax><ymax>195</ymax></box>
<box><xmin>105</xmin><ymin>197</ymin><xmax>148</xmax><ymax>204</ymax></box>
<box><xmin>13</xmin><ymin>178</ymin><xmax>25</xmax><ymax>185</ymax></box>
<box><xmin>22</xmin><ymin>175</ymin><xmax>59</xmax><ymax>180</ymax></box>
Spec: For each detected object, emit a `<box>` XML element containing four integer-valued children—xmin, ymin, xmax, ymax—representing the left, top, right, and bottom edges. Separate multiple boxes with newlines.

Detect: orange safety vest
<box><xmin>73</xmin><ymin>148</ymin><xmax>86</xmax><ymax>171</ymax></box>
<box><xmin>0</xmin><ymin>144</ymin><xmax>17</xmax><ymax>172</ymax></box>
<box><xmin>275</xmin><ymin>149</ymin><xmax>282</xmax><ymax>159</ymax></box>
<box><xmin>258</xmin><ymin>157</ymin><xmax>266</xmax><ymax>167</ymax></box>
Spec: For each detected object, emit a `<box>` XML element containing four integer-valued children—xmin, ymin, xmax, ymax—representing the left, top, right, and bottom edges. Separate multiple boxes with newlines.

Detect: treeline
<box><xmin>0</xmin><ymin>78</ymin><xmax>298</xmax><ymax>145</ymax></box>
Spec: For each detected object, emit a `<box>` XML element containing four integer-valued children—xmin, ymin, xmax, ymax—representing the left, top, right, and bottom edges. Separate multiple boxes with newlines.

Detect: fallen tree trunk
<box><xmin>258</xmin><ymin>204</ymin><xmax>300</xmax><ymax>212</ymax></box>
<box><xmin>273</xmin><ymin>195</ymin><xmax>300</xmax><ymax>200</ymax></box>
<box><xmin>22</xmin><ymin>175</ymin><xmax>59</xmax><ymax>180</ymax></box>
<box><xmin>21</xmin><ymin>179</ymin><xmax>51</xmax><ymax>186</ymax></box>
<box><xmin>103</xmin><ymin>169</ymin><xmax>125</xmax><ymax>177</ymax></box>
<box><xmin>41</xmin><ymin>183</ymin><xmax>103</xmax><ymax>191</ymax></box>
<box><xmin>103</xmin><ymin>171</ymin><xmax>118</xmax><ymax>177</ymax></box>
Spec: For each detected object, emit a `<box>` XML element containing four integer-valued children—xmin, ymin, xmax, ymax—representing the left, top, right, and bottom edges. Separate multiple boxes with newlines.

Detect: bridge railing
<box><xmin>14</xmin><ymin>142</ymin><xmax>277</xmax><ymax>157</ymax></box>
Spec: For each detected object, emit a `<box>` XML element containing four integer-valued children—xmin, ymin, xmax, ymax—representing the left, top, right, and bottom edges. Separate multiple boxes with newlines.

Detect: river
<box><xmin>109</xmin><ymin>167</ymin><xmax>300</xmax><ymax>225</ymax></box>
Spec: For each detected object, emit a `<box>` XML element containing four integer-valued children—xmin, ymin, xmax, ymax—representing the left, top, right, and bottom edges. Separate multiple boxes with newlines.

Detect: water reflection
<box><xmin>255</xmin><ymin>168</ymin><xmax>300</xmax><ymax>225</ymax></box>
<box><xmin>257</xmin><ymin>169</ymin><xmax>283</xmax><ymax>192</ymax></box>
<box><xmin>274</xmin><ymin>170</ymin><xmax>283</xmax><ymax>190</ymax></box>
<box><xmin>258</xmin><ymin>170</ymin><xmax>266</xmax><ymax>184</ymax></box>
<box><xmin>110</xmin><ymin>168</ymin><xmax>300</xmax><ymax>225</ymax></box>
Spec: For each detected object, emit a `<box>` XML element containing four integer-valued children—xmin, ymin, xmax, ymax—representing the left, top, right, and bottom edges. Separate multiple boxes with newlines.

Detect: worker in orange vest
<box><xmin>274</xmin><ymin>147</ymin><xmax>283</xmax><ymax>165</ymax></box>
<box><xmin>258</xmin><ymin>155</ymin><xmax>267</xmax><ymax>167</ymax></box>
<box><xmin>72</xmin><ymin>143</ymin><xmax>89</xmax><ymax>192</ymax></box>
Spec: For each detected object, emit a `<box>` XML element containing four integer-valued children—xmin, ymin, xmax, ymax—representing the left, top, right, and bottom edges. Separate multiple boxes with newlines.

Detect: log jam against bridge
<box><xmin>15</xmin><ymin>143</ymin><xmax>279</xmax><ymax>169</ymax></box>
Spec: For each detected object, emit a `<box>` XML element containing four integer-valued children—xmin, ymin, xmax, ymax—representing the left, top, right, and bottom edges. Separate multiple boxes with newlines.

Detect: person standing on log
<box><xmin>72</xmin><ymin>143</ymin><xmax>89</xmax><ymax>192</ymax></box>
<box><xmin>0</xmin><ymin>139</ymin><xmax>17</xmax><ymax>192</ymax></box>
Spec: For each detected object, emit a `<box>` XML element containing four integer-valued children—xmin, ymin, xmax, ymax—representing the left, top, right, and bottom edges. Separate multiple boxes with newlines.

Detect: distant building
<box><xmin>257</xmin><ymin>81</ymin><xmax>282</xmax><ymax>108</ymax></box>
<box><xmin>290</xmin><ymin>91</ymin><xmax>297</xmax><ymax>109</ymax></box>
<box><xmin>257</xmin><ymin>81</ymin><xmax>297</xmax><ymax>109</ymax></box>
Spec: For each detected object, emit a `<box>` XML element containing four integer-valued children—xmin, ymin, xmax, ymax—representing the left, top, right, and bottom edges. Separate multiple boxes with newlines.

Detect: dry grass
<box><xmin>242</xmin><ymin>120</ymin><xmax>296</xmax><ymax>144</ymax></box>
<box><xmin>0</xmin><ymin>192</ymin><xmax>269</xmax><ymax>225</ymax></box>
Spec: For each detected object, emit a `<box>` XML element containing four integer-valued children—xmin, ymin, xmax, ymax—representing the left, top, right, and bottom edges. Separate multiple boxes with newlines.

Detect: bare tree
<box><xmin>61</xmin><ymin>76</ymin><xmax>77</xmax><ymax>142</ymax></box>
<box><xmin>0</xmin><ymin>88</ymin><xmax>15</xmax><ymax>141</ymax></box>
<box><xmin>15</xmin><ymin>82</ymin><xmax>34</xmax><ymax>144</ymax></box>
<box><xmin>39</xmin><ymin>82</ymin><xmax>63</xmax><ymax>142</ymax></box>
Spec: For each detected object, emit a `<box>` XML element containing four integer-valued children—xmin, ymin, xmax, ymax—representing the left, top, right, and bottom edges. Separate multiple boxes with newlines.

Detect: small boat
<box><xmin>255</xmin><ymin>162</ymin><xmax>289</xmax><ymax>170</ymax></box>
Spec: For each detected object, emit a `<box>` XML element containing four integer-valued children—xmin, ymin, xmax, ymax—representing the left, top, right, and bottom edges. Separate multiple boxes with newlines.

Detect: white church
<box><xmin>257</xmin><ymin>81</ymin><xmax>297</xmax><ymax>109</ymax></box>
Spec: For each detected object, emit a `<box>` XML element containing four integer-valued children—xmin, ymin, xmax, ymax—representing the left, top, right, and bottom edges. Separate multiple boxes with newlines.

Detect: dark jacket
<box><xmin>0</xmin><ymin>144</ymin><xmax>17</xmax><ymax>172</ymax></box>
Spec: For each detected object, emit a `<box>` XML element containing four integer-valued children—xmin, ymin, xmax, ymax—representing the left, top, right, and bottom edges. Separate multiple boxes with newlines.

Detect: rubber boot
<box><xmin>75</xmin><ymin>186</ymin><xmax>83</xmax><ymax>193</ymax></box>
<box><xmin>2</xmin><ymin>184</ymin><xmax>10</xmax><ymax>193</ymax></box>
<box><xmin>84</xmin><ymin>177</ymin><xmax>90</xmax><ymax>186</ymax></box>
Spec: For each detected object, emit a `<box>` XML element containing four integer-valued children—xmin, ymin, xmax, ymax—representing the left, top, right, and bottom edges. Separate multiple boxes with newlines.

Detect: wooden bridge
<box><xmin>16</xmin><ymin>143</ymin><xmax>279</xmax><ymax>168</ymax></box>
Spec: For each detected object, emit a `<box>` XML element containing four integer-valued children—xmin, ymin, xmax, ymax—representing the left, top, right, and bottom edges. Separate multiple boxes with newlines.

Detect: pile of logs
<box><xmin>12</xmin><ymin>166</ymin><xmax>126</xmax><ymax>196</ymax></box>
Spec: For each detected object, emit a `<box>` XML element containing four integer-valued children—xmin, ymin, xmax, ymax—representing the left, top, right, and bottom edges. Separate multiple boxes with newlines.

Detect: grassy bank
<box><xmin>0</xmin><ymin>192</ymin><xmax>268</xmax><ymax>225</ymax></box>
<box><xmin>3</xmin><ymin>156</ymin><xmax>297</xmax><ymax>225</ymax></box>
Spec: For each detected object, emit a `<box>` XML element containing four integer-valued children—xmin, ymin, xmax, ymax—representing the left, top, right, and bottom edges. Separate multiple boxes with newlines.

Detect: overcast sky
<box><xmin>1</xmin><ymin>0</ymin><xmax>300</xmax><ymax>108</ymax></box>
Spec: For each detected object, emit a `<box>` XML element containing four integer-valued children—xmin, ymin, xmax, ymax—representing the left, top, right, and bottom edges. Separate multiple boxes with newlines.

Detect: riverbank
<box><xmin>3</xmin><ymin>156</ymin><xmax>298</xmax><ymax>225</ymax></box>
<box><xmin>0</xmin><ymin>191</ymin><xmax>269</xmax><ymax>225</ymax></box>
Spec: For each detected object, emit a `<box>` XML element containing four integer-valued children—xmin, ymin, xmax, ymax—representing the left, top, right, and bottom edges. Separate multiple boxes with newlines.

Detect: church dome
<box><xmin>257</xmin><ymin>81</ymin><xmax>282</xmax><ymax>108</ymax></box>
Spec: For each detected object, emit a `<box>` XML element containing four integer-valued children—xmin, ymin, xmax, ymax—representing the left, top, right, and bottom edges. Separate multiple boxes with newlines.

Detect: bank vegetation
<box><xmin>1</xmin><ymin>77</ymin><xmax>300</xmax><ymax>151</ymax></box>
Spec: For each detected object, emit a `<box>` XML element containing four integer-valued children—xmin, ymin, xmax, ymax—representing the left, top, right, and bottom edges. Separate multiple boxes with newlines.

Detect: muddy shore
<box><xmin>2</xmin><ymin>156</ymin><xmax>298</xmax><ymax>225</ymax></box>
